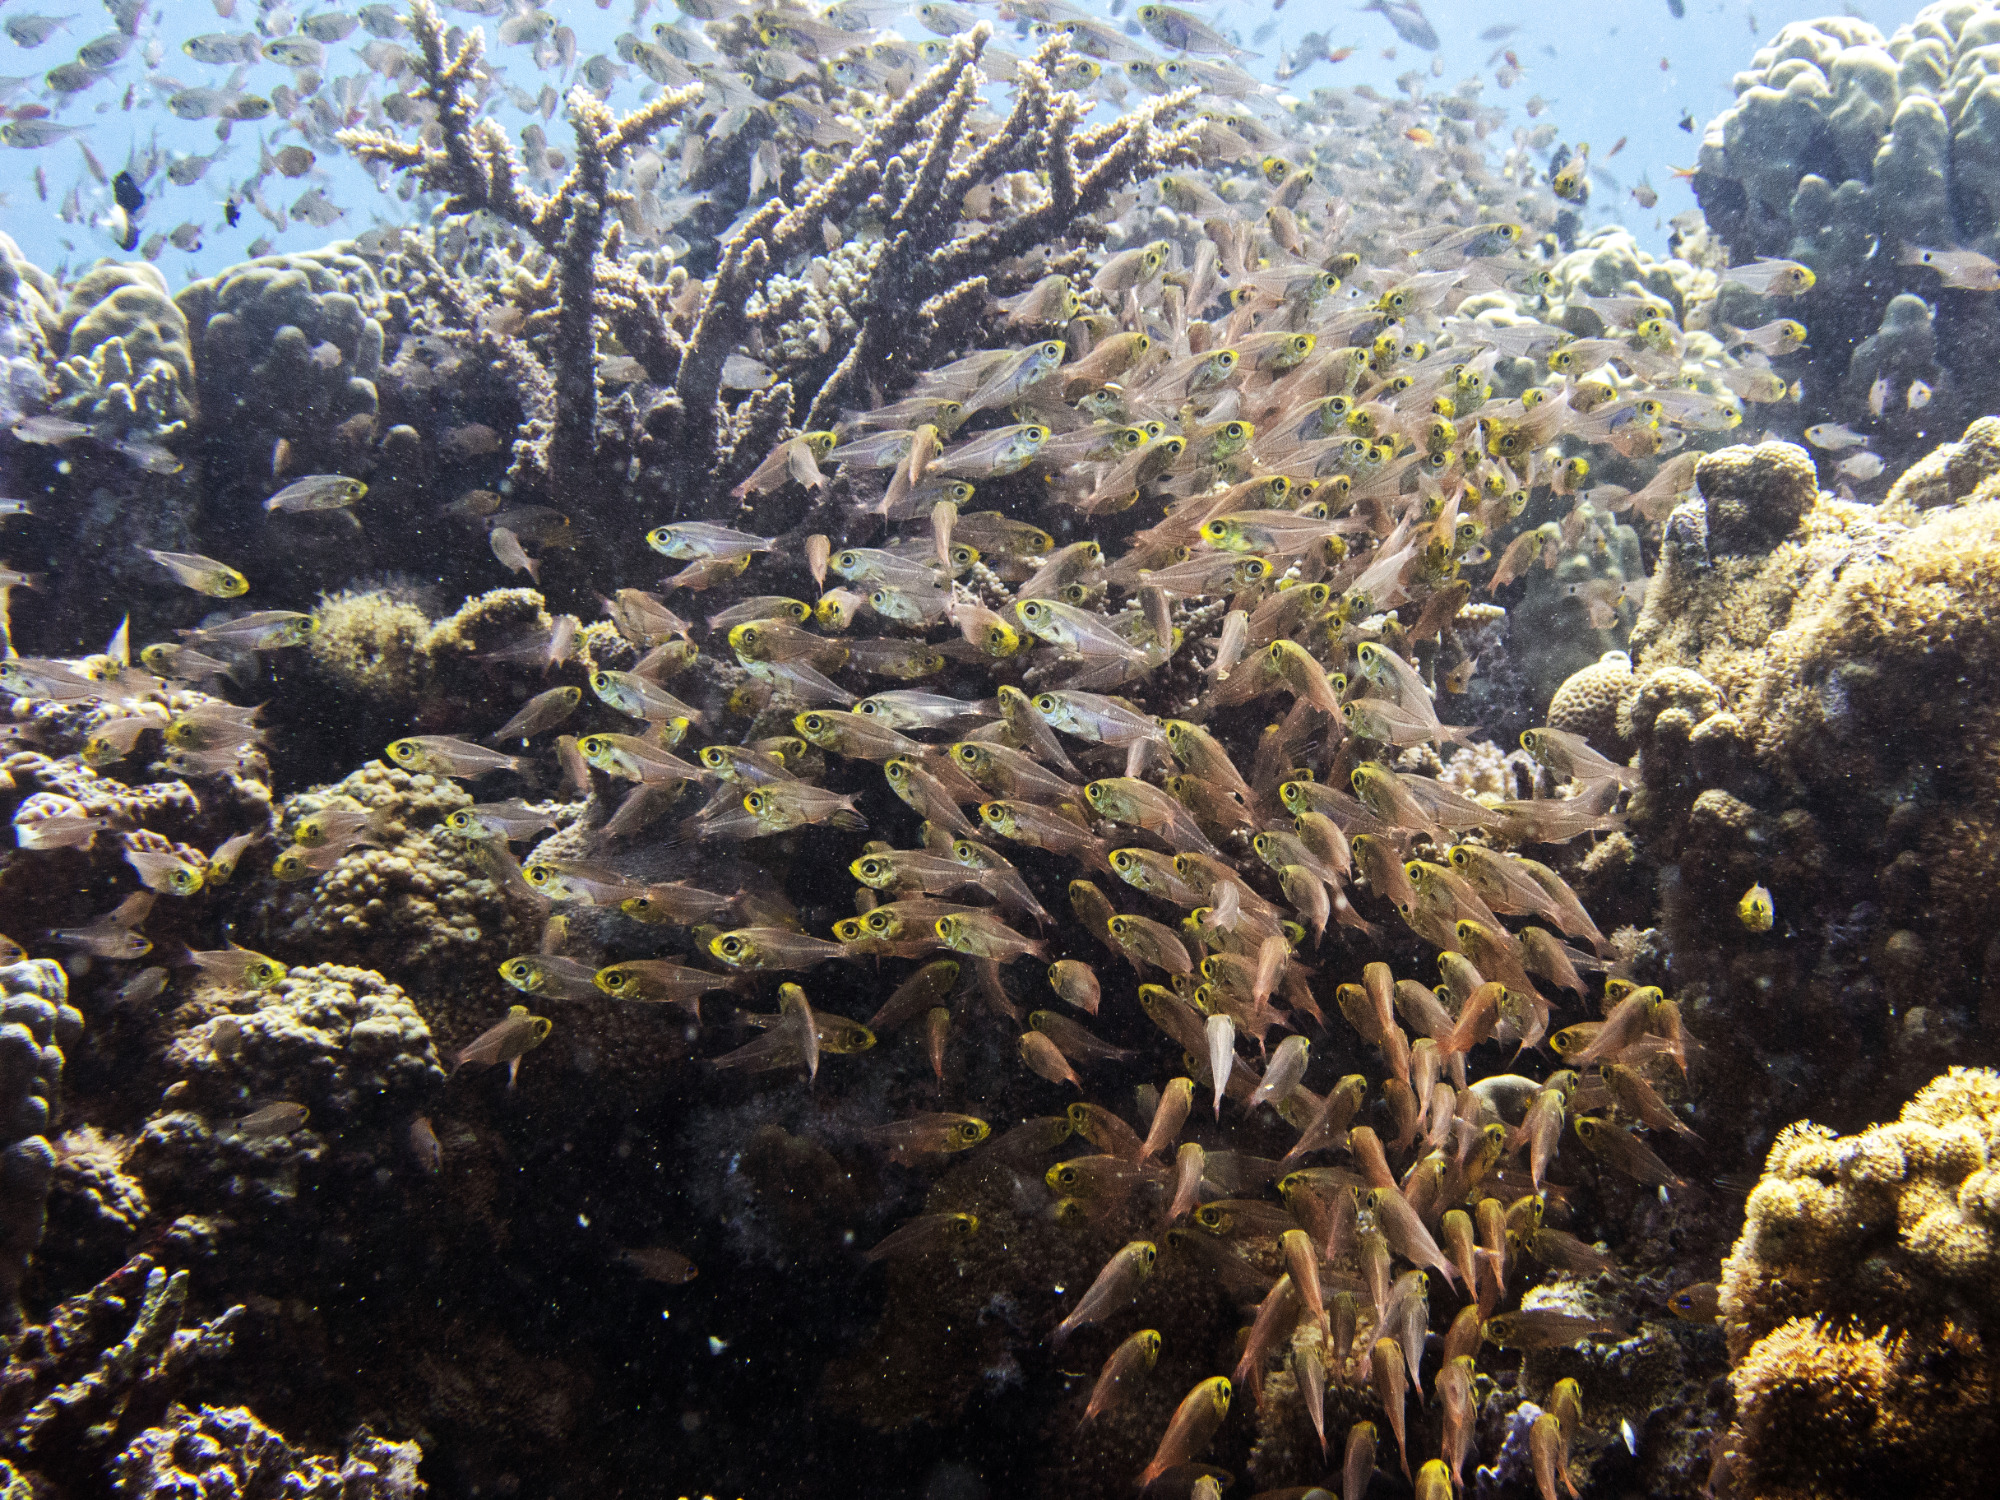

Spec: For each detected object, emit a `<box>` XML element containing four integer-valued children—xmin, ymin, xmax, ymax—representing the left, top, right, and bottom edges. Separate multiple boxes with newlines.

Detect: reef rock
<box><xmin>0</xmin><ymin>960</ymin><xmax>79</xmax><ymax>1330</ymax></box>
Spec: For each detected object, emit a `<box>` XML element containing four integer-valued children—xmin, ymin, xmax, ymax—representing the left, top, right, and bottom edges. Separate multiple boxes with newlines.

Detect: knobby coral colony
<box><xmin>12</xmin><ymin>0</ymin><xmax>2000</xmax><ymax>1495</ymax></box>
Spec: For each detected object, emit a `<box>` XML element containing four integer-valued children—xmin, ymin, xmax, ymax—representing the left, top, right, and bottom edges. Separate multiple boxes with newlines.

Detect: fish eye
<box><xmin>802</xmin><ymin>714</ymin><xmax>823</xmax><ymax>732</ymax></box>
<box><xmin>721</xmin><ymin>937</ymin><xmax>744</xmax><ymax>955</ymax></box>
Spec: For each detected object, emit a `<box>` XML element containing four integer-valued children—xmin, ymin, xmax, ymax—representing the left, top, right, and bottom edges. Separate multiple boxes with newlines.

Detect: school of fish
<box><xmin>0</xmin><ymin>0</ymin><xmax>1834</xmax><ymax>1493</ymax></box>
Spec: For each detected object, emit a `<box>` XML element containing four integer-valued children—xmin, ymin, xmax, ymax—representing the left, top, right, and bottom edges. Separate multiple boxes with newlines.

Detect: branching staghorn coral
<box><xmin>789</xmin><ymin>33</ymin><xmax>1201</xmax><ymax>432</ymax></box>
<box><xmin>0</xmin><ymin>1254</ymin><xmax>241</xmax><ymax>1478</ymax></box>
<box><xmin>338</xmin><ymin>0</ymin><xmax>699</xmax><ymax>501</ymax></box>
<box><xmin>341</xmin><ymin>2</ymin><xmax>1199</xmax><ymax>510</ymax></box>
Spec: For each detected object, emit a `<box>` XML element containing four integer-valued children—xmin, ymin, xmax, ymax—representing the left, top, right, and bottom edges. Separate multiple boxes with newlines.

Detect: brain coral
<box><xmin>1547</xmin><ymin>650</ymin><xmax>1636</xmax><ymax>753</ymax></box>
<box><xmin>1717</xmin><ymin>1067</ymin><xmax>2000</xmax><ymax>1498</ymax></box>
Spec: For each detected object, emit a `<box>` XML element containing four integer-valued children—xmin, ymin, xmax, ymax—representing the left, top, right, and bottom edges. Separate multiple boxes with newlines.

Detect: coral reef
<box><xmin>1717</xmin><ymin>1068</ymin><xmax>2000</xmax><ymax>1498</ymax></box>
<box><xmin>20</xmin><ymin>1</ymin><xmax>2000</xmax><ymax>1497</ymax></box>
<box><xmin>49</xmin><ymin>262</ymin><xmax>196</xmax><ymax>440</ymax></box>
<box><xmin>0</xmin><ymin>962</ymin><xmax>77</xmax><ymax>1331</ymax></box>
<box><xmin>111</xmin><ymin>1405</ymin><xmax>423</xmax><ymax>1500</ymax></box>
<box><xmin>1692</xmin><ymin>1</ymin><xmax>2000</xmax><ymax>462</ymax></box>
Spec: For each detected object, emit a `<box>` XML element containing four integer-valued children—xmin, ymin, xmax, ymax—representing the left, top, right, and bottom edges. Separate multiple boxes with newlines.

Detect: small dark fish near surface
<box><xmin>1360</xmin><ymin>0</ymin><xmax>1439</xmax><ymax>49</ymax></box>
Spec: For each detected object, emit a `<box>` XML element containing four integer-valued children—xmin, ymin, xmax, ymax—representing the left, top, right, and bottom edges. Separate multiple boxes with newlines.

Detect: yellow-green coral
<box><xmin>1718</xmin><ymin>1068</ymin><xmax>2000</xmax><ymax>1498</ymax></box>
<box><xmin>308</xmin><ymin>591</ymin><xmax>432</xmax><ymax>701</ymax></box>
<box><xmin>309</xmin><ymin>587</ymin><xmax>552</xmax><ymax>707</ymax></box>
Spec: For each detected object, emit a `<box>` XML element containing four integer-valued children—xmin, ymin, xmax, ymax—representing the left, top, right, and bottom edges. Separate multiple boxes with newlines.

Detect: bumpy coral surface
<box><xmin>1694</xmin><ymin>2</ymin><xmax>2000</xmax><ymax>460</ymax></box>
<box><xmin>1718</xmin><ymin>1068</ymin><xmax>2000</xmax><ymax>1497</ymax></box>
<box><xmin>21</xmin><ymin>1</ymin><xmax>2000</xmax><ymax>1497</ymax></box>
<box><xmin>111</xmin><ymin>1404</ymin><xmax>424</xmax><ymax>1500</ymax></box>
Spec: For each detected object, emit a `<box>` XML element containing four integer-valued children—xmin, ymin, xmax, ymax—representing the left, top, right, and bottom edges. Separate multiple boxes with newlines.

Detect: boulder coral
<box><xmin>1693</xmin><ymin>2</ymin><xmax>2000</xmax><ymax>461</ymax></box>
<box><xmin>49</xmin><ymin>262</ymin><xmax>196</xmax><ymax>439</ymax></box>
<box><xmin>1717</xmin><ymin>1067</ymin><xmax>2000</xmax><ymax>1497</ymax></box>
<box><xmin>1604</xmin><ymin>426</ymin><xmax>2000</xmax><ymax>1133</ymax></box>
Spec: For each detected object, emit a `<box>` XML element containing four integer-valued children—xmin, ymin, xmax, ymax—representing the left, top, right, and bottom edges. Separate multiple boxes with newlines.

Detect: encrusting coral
<box><xmin>257</xmin><ymin>764</ymin><xmax>540</xmax><ymax>987</ymax></box>
<box><xmin>1716</xmin><ymin>1067</ymin><xmax>2000</xmax><ymax>1498</ymax></box>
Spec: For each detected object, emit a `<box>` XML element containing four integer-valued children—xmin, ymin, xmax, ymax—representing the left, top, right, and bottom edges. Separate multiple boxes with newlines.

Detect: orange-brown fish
<box><xmin>1054</xmin><ymin>1239</ymin><xmax>1158</xmax><ymax>1345</ymax></box>
<box><xmin>1081</xmin><ymin>1328</ymin><xmax>1161</xmax><ymax>1425</ymax></box>
<box><xmin>1135</xmin><ymin>1375</ymin><xmax>1230</xmax><ymax>1490</ymax></box>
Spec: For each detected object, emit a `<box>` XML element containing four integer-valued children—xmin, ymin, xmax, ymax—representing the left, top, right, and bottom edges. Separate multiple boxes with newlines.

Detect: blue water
<box><xmin>0</xmin><ymin>0</ymin><xmax>1877</xmax><ymax>284</ymax></box>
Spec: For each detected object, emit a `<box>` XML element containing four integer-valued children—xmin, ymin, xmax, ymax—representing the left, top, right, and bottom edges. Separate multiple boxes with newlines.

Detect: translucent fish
<box><xmin>1719</xmin><ymin>257</ymin><xmax>1815</xmax><ymax>297</ymax></box>
<box><xmin>384</xmin><ymin>736</ymin><xmax>525</xmax><ymax>779</ymax></box>
<box><xmin>142</xmin><ymin>548</ymin><xmax>248</xmax><ymax>598</ymax></box>
<box><xmin>1896</xmin><ymin>244</ymin><xmax>2000</xmax><ymax>291</ymax></box>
